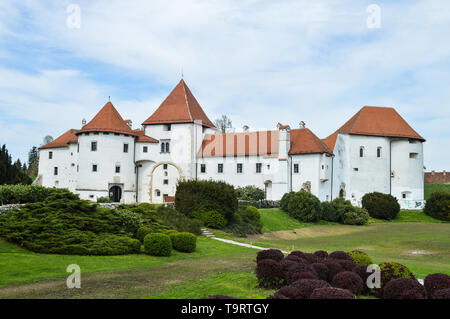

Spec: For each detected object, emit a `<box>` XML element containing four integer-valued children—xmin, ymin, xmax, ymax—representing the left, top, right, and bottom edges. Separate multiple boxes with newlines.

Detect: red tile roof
<box><xmin>322</xmin><ymin>131</ymin><xmax>339</xmax><ymax>152</ymax></box>
<box><xmin>337</xmin><ymin>106</ymin><xmax>425</xmax><ymax>141</ymax></box>
<box><xmin>133</xmin><ymin>129</ymin><xmax>159</xmax><ymax>143</ymax></box>
<box><xmin>39</xmin><ymin>129</ymin><xmax>79</xmax><ymax>150</ymax></box>
<box><xmin>289</xmin><ymin>128</ymin><xmax>333</xmax><ymax>155</ymax></box>
<box><xmin>142</xmin><ymin>79</ymin><xmax>216</xmax><ymax>128</ymax></box>
<box><xmin>77</xmin><ymin>102</ymin><xmax>138</xmax><ymax>136</ymax></box>
<box><xmin>198</xmin><ymin>130</ymin><xmax>278</xmax><ymax>157</ymax></box>
<box><xmin>424</xmin><ymin>171</ymin><xmax>450</xmax><ymax>184</ymax></box>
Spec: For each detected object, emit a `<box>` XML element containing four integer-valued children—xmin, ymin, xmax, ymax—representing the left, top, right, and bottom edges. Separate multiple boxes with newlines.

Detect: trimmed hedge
<box><xmin>175</xmin><ymin>180</ymin><xmax>237</xmax><ymax>222</ymax></box>
<box><xmin>378</xmin><ymin>262</ymin><xmax>415</xmax><ymax>291</ymax></box>
<box><xmin>286</xmin><ymin>191</ymin><xmax>321</xmax><ymax>222</ymax></box>
<box><xmin>256</xmin><ymin>259</ymin><xmax>285</xmax><ymax>289</ymax></box>
<box><xmin>143</xmin><ymin>233</ymin><xmax>172</xmax><ymax>256</ymax></box>
<box><xmin>256</xmin><ymin>249</ymin><xmax>284</xmax><ymax>263</ymax></box>
<box><xmin>423</xmin><ymin>191</ymin><xmax>450</xmax><ymax>221</ymax></box>
<box><xmin>155</xmin><ymin>206</ymin><xmax>203</xmax><ymax>235</ymax></box>
<box><xmin>136</xmin><ymin>226</ymin><xmax>153</xmax><ymax>243</ymax></box>
<box><xmin>331</xmin><ymin>271</ymin><xmax>364</xmax><ymax>295</ymax></box>
<box><xmin>171</xmin><ymin>232</ymin><xmax>197</xmax><ymax>252</ymax></box>
<box><xmin>362</xmin><ymin>192</ymin><xmax>400</xmax><ymax>220</ymax></box>
<box><xmin>348</xmin><ymin>250</ymin><xmax>373</xmax><ymax>265</ymax></box>
<box><xmin>280</xmin><ymin>192</ymin><xmax>295</xmax><ymax>212</ymax></box>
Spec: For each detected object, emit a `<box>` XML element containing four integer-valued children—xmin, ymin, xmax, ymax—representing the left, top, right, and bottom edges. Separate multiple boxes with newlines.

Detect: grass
<box><xmin>424</xmin><ymin>183</ymin><xmax>450</xmax><ymax>200</ymax></box>
<box><xmin>259</xmin><ymin>208</ymin><xmax>336</xmax><ymax>232</ymax></box>
<box><xmin>0</xmin><ymin>236</ymin><xmax>256</xmax><ymax>288</ymax></box>
<box><xmin>369</xmin><ymin>210</ymin><xmax>449</xmax><ymax>224</ymax></box>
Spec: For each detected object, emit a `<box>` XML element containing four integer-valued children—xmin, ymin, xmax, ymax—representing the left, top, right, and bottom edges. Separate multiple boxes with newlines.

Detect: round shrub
<box><xmin>324</xmin><ymin>261</ymin><xmax>344</xmax><ymax>283</ymax></box>
<box><xmin>361</xmin><ymin>192</ymin><xmax>400</xmax><ymax>220</ymax></box>
<box><xmin>336</xmin><ymin>259</ymin><xmax>357</xmax><ymax>271</ymax></box>
<box><xmin>288</xmin><ymin>250</ymin><xmax>308</xmax><ymax>260</ymax></box>
<box><xmin>273</xmin><ymin>286</ymin><xmax>301</xmax><ymax>299</ymax></box>
<box><xmin>424</xmin><ymin>273</ymin><xmax>450</xmax><ymax>299</ymax></box>
<box><xmin>128</xmin><ymin>238</ymin><xmax>142</xmax><ymax>253</ymax></box>
<box><xmin>136</xmin><ymin>226</ymin><xmax>153</xmax><ymax>243</ymax></box>
<box><xmin>382</xmin><ymin>278</ymin><xmax>425</xmax><ymax>299</ymax></box>
<box><xmin>329</xmin><ymin>251</ymin><xmax>352</xmax><ymax>261</ymax></box>
<box><xmin>303</xmin><ymin>253</ymin><xmax>318</xmax><ymax>264</ymax></box>
<box><xmin>286</xmin><ymin>191</ymin><xmax>322</xmax><ymax>222</ymax></box>
<box><xmin>379</xmin><ymin>262</ymin><xmax>415</xmax><ymax>290</ymax></box>
<box><xmin>243</xmin><ymin>205</ymin><xmax>260</xmax><ymax>221</ymax></box>
<box><xmin>280</xmin><ymin>192</ymin><xmax>295</xmax><ymax>212</ymax></box>
<box><xmin>172</xmin><ymin>232</ymin><xmax>197</xmax><ymax>252</ymax></box>
<box><xmin>313</xmin><ymin>250</ymin><xmax>329</xmax><ymax>261</ymax></box>
<box><xmin>321</xmin><ymin>201</ymin><xmax>341</xmax><ymax>222</ymax></box>
<box><xmin>117</xmin><ymin>209</ymin><xmax>143</xmax><ymax>234</ymax></box>
<box><xmin>143</xmin><ymin>233</ymin><xmax>172</xmax><ymax>257</ymax></box>
<box><xmin>285</xmin><ymin>254</ymin><xmax>306</xmax><ymax>264</ymax></box>
<box><xmin>332</xmin><ymin>271</ymin><xmax>364</xmax><ymax>295</ymax></box>
<box><xmin>311</xmin><ymin>263</ymin><xmax>329</xmax><ymax>281</ymax></box>
<box><xmin>399</xmin><ymin>289</ymin><xmax>425</xmax><ymax>299</ymax></box>
<box><xmin>330</xmin><ymin>198</ymin><xmax>354</xmax><ymax>222</ymax></box>
<box><xmin>423</xmin><ymin>191</ymin><xmax>450</xmax><ymax>221</ymax></box>
<box><xmin>433</xmin><ymin>288</ymin><xmax>450</xmax><ymax>299</ymax></box>
<box><xmin>256</xmin><ymin>249</ymin><xmax>284</xmax><ymax>263</ymax></box>
<box><xmin>256</xmin><ymin>259</ymin><xmax>285</xmax><ymax>289</ymax></box>
<box><xmin>280</xmin><ymin>259</ymin><xmax>298</xmax><ymax>278</ymax></box>
<box><xmin>352</xmin><ymin>265</ymin><xmax>371</xmax><ymax>295</ymax></box>
<box><xmin>342</xmin><ymin>207</ymin><xmax>369</xmax><ymax>225</ymax></box>
<box><xmin>310</xmin><ymin>287</ymin><xmax>355</xmax><ymax>299</ymax></box>
<box><xmin>291</xmin><ymin>279</ymin><xmax>330</xmax><ymax>299</ymax></box>
<box><xmin>348</xmin><ymin>250</ymin><xmax>373</xmax><ymax>266</ymax></box>
<box><xmin>193</xmin><ymin>210</ymin><xmax>227</xmax><ymax>229</ymax></box>
<box><xmin>290</xmin><ymin>271</ymin><xmax>318</xmax><ymax>283</ymax></box>
<box><xmin>286</xmin><ymin>263</ymin><xmax>315</xmax><ymax>284</ymax></box>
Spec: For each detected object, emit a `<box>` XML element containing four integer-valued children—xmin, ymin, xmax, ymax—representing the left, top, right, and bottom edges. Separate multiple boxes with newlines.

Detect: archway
<box><xmin>109</xmin><ymin>185</ymin><xmax>122</xmax><ymax>202</ymax></box>
<box><xmin>149</xmin><ymin>161</ymin><xmax>184</xmax><ymax>203</ymax></box>
<box><xmin>264</xmin><ymin>180</ymin><xmax>272</xmax><ymax>200</ymax></box>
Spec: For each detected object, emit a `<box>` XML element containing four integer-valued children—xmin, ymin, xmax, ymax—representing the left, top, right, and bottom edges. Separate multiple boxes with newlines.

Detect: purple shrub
<box><xmin>329</xmin><ymin>251</ymin><xmax>352</xmax><ymax>261</ymax></box>
<box><xmin>332</xmin><ymin>271</ymin><xmax>364</xmax><ymax>295</ymax></box>
<box><xmin>291</xmin><ymin>279</ymin><xmax>330</xmax><ymax>299</ymax></box>
<box><xmin>313</xmin><ymin>250</ymin><xmax>329</xmax><ymax>261</ymax></box>
<box><xmin>256</xmin><ymin>259</ymin><xmax>285</xmax><ymax>289</ymax></box>
<box><xmin>257</xmin><ymin>249</ymin><xmax>284</xmax><ymax>263</ymax></box>
<box><xmin>310</xmin><ymin>287</ymin><xmax>355</xmax><ymax>299</ymax></box>
<box><xmin>324</xmin><ymin>260</ymin><xmax>344</xmax><ymax>282</ymax></box>
<box><xmin>272</xmin><ymin>285</ymin><xmax>301</xmax><ymax>299</ymax></box>
<box><xmin>382</xmin><ymin>278</ymin><xmax>426</xmax><ymax>299</ymax></box>
<box><xmin>424</xmin><ymin>273</ymin><xmax>450</xmax><ymax>299</ymax></box>
<box><xmin>337</xmin><ymin>259</ymin><xmax>357</xmax><ymax>271</ymax></box>
<box><xmin>433</xmin><ymin>288</ymin><xmax>450</xmax><ymax>299</ymax></box>
<box><xmin>311</xmin><ymin>263</ymin><xmax>329</xmax><ymax>281</ymax></box>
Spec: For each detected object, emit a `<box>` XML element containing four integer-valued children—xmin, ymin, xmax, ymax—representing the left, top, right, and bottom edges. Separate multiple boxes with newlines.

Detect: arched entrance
<box><xmin>264</xmin><ymin>180</ymin><xmax>272</xmax><ymax>200</ymax></box>
<box><xmin>149</xmin><ymin>161</ymin><xmax>184</xmax><ymax>203</ymax></box>
<box><xmin>109</xmin><ymin>185</ymin><xmax>122</xmax><ymax>202</ymax></box>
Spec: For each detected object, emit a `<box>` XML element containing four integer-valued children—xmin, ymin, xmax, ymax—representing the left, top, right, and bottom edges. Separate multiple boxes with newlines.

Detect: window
<box><xmin>123</xmin><ymin>143</ymin><xmax>129</xmax><ymax>153</ymax></box>
<box><xmin>218</xmin><ymin>163</ymin><xmax>223</xmax><ymax>173</ymax></box>
<box><xmin>402</xmin><ymin>193</ymin><xmax>406</xmax><ymax>199</ymax></box>
<box><xmin>156</xmin><ymin>190</ymin><xmax>161</xmax><ymax>197</ymax></box>
<box><xmin>54</xmin><ymin>167</ymin><xmax>58</xmax><ymax>175</ymax></box>
<box><xmin>91</xmin><ymin>141</ymin><xmax>97</xmax><ymax>151</ymax></box>
<box><xmin>77</xmin><ymin>165</ymin><xmax>79</xmax><ymax>172</ymax></box>
<box><xmin>164</xmin><ymin>124</ymin><xmax>171</xmax><ymax>131</ymax></box>
<box><xmin>115</xmin><ymin>166</ymin><xmax>120</xmax><ymax>173</ymax></box>
<box><xmin>256</xmin><ymin>163</ymin><xmax>262</xmax><ymax>173</ymax></box>
<box><xmin>143</xmin><ymin>146</ymin><xmax>148</xmax><ymax>153</ymax></box>
<box><xmin>200</xmin><ymin>164</ymin><xmax>206</xmax><ymax>173</ymax></box>
<box><xmin>237</xmin><ymin>163</ymin><xmax>243</xmax><ymax>173</ymax></box>
<box><xmin>49</xmin><ymin>151</ymin><xmax>53</xmax><ymax>159</ymax></box>
<box><xmin>166</xmin><ymin>142</ymin><xmax>170</xmax><ymax>153</ymax></box>
<box><xmin>163</xmin><ymin>179</ymin><xmax>169</xmax><ymax>185</ymax></box>
<box><xmin>163</xmin><ymin>164</ymin><xmax>168</xmax><ymax>170</ymax></box>
<box><xmin>92</xmin><ymin>164</ymin><xmax>98</xmax><ymax>172</ymax></box>
<box><xmin>359</xmin><ymin>147</ymin><xmax>364</xmax><ymax>157</ymax></box>
<box><xmin>353</xmin><ymin>168</ymin><xmax>359</xmax><ymax>171</ymax></box>
<box><xmin>377</xmin><ymin>147</ymin><xmax>382</xmax><ymax>158</ymax></box>
<box><xmin>104</xmin><ymin>132</ymin><xmax>109</xmax><ymax>135</ymax></box>
<box><xmin>77</xmin><ymin>143</ymin><xmax>79</xmax><ymax>153</ymax></box>
<box><xmin>161</xmin><ymin>142</ymin><xmax>170</xmax><ymax>153</ymax></box>
<box><xmin>410</xmin><ymin>152</ymin><xmax>418</xmax><ymax>159</ymax></box>
<box><xmin>294</xmin><ymin>163</ymin><xmax>299</xmax><ymax>173</ymax></box>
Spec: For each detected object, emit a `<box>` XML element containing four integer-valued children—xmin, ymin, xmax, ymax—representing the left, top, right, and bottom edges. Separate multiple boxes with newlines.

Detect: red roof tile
<box><xmin>337</xmin><ymin>106</ymin><xmax>425</xmax><ymax>141</ymax></box>
<box><xmin>322</xmin><ymin>131</ymin><xmax>339</xmax><ymax>152</ymax></box>
<box><xmin>198</xmin><ymin>130</ymin><xmax>278</xmax><ymax>157</ymax></box>
<box><xmin>77</xmin><ymin>102</ymin><xmax>138</xmax><ymax>136</ymax></box>
<box><xmin>289</xmin><ymin>128</ymin><xmax>332</xmax><ymax>155</ymax></box>
<box><xmin>133</xmin><ymin>129</ymin><xmax>159</xmax><ymax>143</ymax></box>
<box><xmin>142</xmin><ymin>79</ymin><xmax>216</xmax><ymax>128</ymax></box>
<box><xmin>39</xmin><ymin>129</ymin><xmax>79</xmax><ymax>150</ymax></box>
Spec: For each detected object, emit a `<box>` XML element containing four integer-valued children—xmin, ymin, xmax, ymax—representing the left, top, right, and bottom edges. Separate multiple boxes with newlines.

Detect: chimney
<box><xmin>82</xmin><ymin>118</ymin><xmax>86</xmax><ymax>126</ymax></box>
<box><xmin>431</xmin><ymin>170</ymin><xmax>435</xmax><ymax>175</ymax></box>
<box><xmin>277</xmin><ymin>123</ymin><xmax>290</xmax><ymax>159</ymax></box>
<box><xmin>444</xmin><ymin>170</ymin><xmax>447</xmax><ymax>176</ymax></box>
<box><xmin>299</xmin><ymin>121</ymin><xmax>306</xmax><ymax>129</ymax></box>
<box><xmin>243</xmin><ymin>125</ymin><xmax>249</xmax><ymax>132</ymax></box>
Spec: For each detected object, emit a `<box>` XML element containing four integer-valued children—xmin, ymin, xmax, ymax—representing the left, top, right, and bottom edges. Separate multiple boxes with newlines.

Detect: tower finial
<box><xmin>108</xmin><ymin>96</ymin><xmax>111</xmax><ymax>102</ymax></box>
<box><xmin>181</xmin><ymin>66</ymin><xmax>184</xmax><ymax>79</ymax></box>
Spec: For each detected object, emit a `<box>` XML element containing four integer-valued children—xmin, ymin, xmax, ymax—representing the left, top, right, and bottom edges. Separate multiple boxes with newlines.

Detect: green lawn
<box><xmin>369</xmin><ymin>209</ymin><xmax>449</xmax><ymax>224</ymax></box>
<box><xmin>424</xmin><ymin>183</ymin><xmax>450</xmax><ymax>199</ymax></box>
<box><xmin>259</xmin><ymin>208</ymin><xmax>336</xmax><ymax>232</ymax></box>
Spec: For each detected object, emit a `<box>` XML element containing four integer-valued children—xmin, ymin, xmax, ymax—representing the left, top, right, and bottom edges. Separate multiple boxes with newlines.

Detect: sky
<box><xmin>0</xmin><ymin>0</ymin><xmax>449</xmax><ymax>170</ymax></box>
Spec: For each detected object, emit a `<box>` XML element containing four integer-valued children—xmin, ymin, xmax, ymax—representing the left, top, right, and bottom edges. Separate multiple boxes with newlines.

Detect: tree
<box><xmin>0</xmin><ymin>144</ymin><xmax>32</xmax><ymax>185</ymax></box>
<box><xmin>28</xmin><ymin>146</ymin><xmax>39</xmax><ymax>178</ymax></box>
<box><xmin>214</xmin><ymin>115</ymin><xmax>232</xmax><ymax>133</ymax></box>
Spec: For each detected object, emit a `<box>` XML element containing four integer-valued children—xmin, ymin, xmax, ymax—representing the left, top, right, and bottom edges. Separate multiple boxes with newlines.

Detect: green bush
<box><xmin>172</xmin><ymin>232</ymin><xmax>197</xmax><ymax>252</ymax></box>
<box><xmin>321</xmin><ymin>201</ymin><xmax>340</xmax><ymax>222</ymax></box>
<box><xmin>127</xmin><ymin>238</ymin><xmax>142</xmax><ymax>253</ymax></box>
<box><xmin>175</xmin><ymin>180</ymin><xmax>237</xmax><ymax>222</ymax></box>
<box><xmin>378</xmin><ymin>262</ymin><xmax>415</xmax><ymax>291</ymax></box>
<box><xmin>342</xmin><ymin>207</ymin><xmax>369</xmax><ymax>225</ymax></box>
<box><xmin>143</xmin><ymin>233</ymin><xmax>172</xmax><ymax>256</ymax></box>
<box><xmin>280</xmin><ymin>192</ymin><xmax>295</xmax><ymax>212</ymax></box>
<box><xmin>0</xmin><ymin>185</ymin><xmax>73</xmax><ymax>205</ymax></box>
<box><xmin>97</xmin><ymin>196</ymin><xmax>112</xmax><ymax>203</ymax></box>
<box><xmin>117</xmin><ymin>210</ymin><xmax>143</xmax><ymax>235</ymax></box>
<box><xmin>423</xmin><ymin>191</ymin><xmax>450</xmax><ymax>221</ymax></box>
<box><xmin>136</xmin><ymin>226</ymin><xmax>153</xmax><ymax>243</ymax></box>
<box><xmin>362</xmin><ymin>192</ymin><xmax>400</xmax><ymax>220</ymax></box>
<box><xmin>156</xmin><ymin>206</ymin><xmax>203</xmax><ymax>235</ymax></box>
<box><xmin>235</xmin><ymin>185</ymin><xmax>265</xmax><ymax>201</ymax></box>
<box><xmin>193</xmin><ymin>210</ymin><xmax>227</xmax><ymax>229</ymax></box>
<box><xmin>348</xmin><ymin>250</ymin><xmax>373</xmax><ymax>265</ymax></box>
<box><xmin>222</xmin><ymin>205</ymin><xmax>263</xmax><ymax>237</ymax></box>
<box><xmin>286</xmin><ymin>191</ymin><xmax>321</xmax><ymax>222</ymax></box>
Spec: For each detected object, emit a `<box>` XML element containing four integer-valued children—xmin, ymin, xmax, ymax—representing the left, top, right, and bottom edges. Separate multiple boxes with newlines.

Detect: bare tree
<box><xmin>214</xmin><ymin>115</ymin><xmax>232</xmax><ymax>133</ymax></box>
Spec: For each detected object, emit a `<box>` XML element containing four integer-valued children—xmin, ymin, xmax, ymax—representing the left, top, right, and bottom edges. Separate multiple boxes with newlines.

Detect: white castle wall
<box><xmin>38</xmin><ymin>145</ymin><xmax>78</xmax><ymax>191</ymax></box>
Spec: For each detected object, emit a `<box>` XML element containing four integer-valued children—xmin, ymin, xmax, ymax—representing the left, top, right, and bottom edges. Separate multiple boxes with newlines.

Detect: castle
<box><xmin>37</xmin><ymin>79</ymin><xmax>426</xmax><ymax>209</ymax></box>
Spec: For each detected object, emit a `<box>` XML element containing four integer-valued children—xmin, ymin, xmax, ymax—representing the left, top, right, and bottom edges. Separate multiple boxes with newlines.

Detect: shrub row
<box><xmin>143</xmin><ymin>231</ymin><xmax>197</xmax><ymax>256</ymax></box>
<box><xmin>0</xmin><ymin>185</ymin><xmax>71</xmax><ymax>205</ymax></box>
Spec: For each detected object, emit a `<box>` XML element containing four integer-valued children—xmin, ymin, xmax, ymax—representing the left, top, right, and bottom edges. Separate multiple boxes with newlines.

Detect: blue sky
<box><xmin>0</xmin><ymin>0</ymin><xmax>449</xmax><ymax>170</ymax></box>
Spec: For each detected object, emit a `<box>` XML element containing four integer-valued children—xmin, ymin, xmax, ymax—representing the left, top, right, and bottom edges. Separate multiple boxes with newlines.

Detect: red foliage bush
<box><xmin>303</xmin><ymin>253</ymin><xmax>318</xmax><ymax>264</ymax></box>
<box><xmin>310</xmin><ymin>287</ymin><xmax>355</xmax><ymax>299</ymax></box>
<box><xmin>286</xmin><ymin>263</ymin><xmax>315</xmax><ymax>283</ymax></box>
<box><xmin>324</xmin><ymin>260</ymin><xmax>344</xmax><ymax>282</ymax></box>
<box><xmin>433</xmin><ymin>288</ymin><xmax>450</xmax><ymax>299</ymax></box>
<box><xmin>337</xmin><ymin>259</ymin><xmax>357</xmax><ymax>271</ymax></box>
<box><xmin>352</xmin><ymin>265</ymin><xmax>371</xmax><ymax>294</ymax></box>
<box><xmin>285</xmin><ymin>254</ymin><xmax>306</xmax><ymax>264</ymax></box>
<box><xmin>311</xmin><ymin>263</ymin><xmax>329</xmax><ymax>281</ymax></box>
<box><xmin>382</xmin><ymin>278</ymin><xmax>425</xmax><ymax>299</ymax></box>
<box><xmin>272</xmin><ymin>286</ymin><xmax>301</xmax><ymax>299</ymax></box>
<box><xmin>329</xmin><ymin>251</ymin><xmax>352</xmax><ymax>261</ymax></box>
<box><xmin>288</xmin><ymin>250</ymin><xmax>308</xmax><ymax>260</ymax></box>
<box><xmin>291</xmin><ymin>279</ymin><xmax>330</xmax><ymax>299</ymax></box>
<box><xmin>313</xmin><ymin>250</ymin><xmax>329</xmax><ymax>261</ymax></box>
<box><xmin>332</xmin><ymin>271</ymin><xmax>364</xmax><ymax>295</ymax></box>
<box><xmin>279</xmin><ymin>259</ymin><xmax>298</xmax><ymax>278</ymax></box>
<box><xmin>424</xmin><ymin>273</ymin><xmax>450</xmax><ymax>299</ymax></box>
<box><xmin>289</xmin><ymin>271</ymin><xmax>318</xmax><ymax>282</ymax></box>
<box><xmin>256</xmin><ymin>249</ymin><xmax>284</xmax><ymax>263</ymax></box>
<box><xmin>256</xmin><ymin>259</ymin><xmax>285</xmax><ymax>289</ymax></box>
<box><xmin>399</xmin><ymin>289</ymin><xmax>425</xmax><ymax>299</ymax></box>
